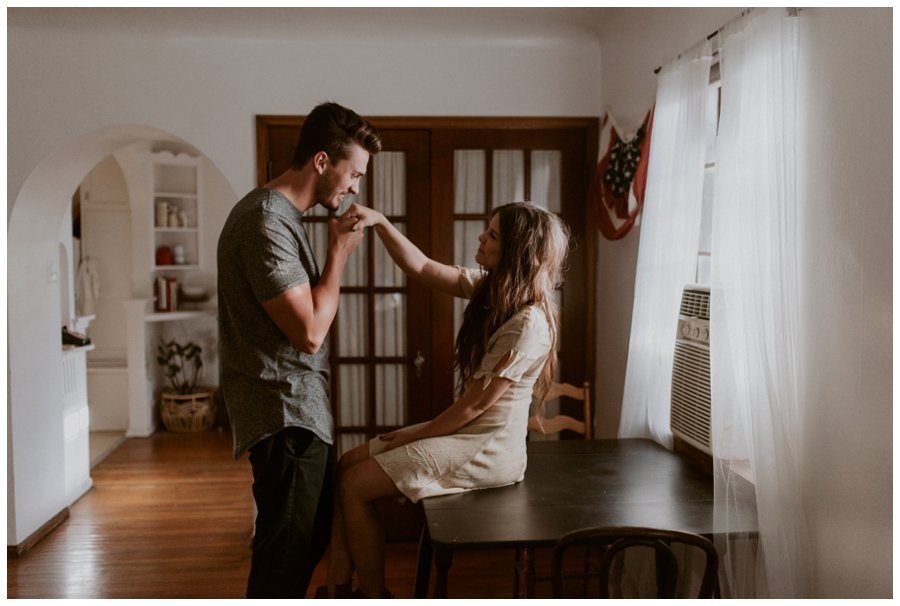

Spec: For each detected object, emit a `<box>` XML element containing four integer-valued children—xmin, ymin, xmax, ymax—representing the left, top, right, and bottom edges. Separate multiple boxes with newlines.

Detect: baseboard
<box><xmin>7</xmin><ymin>508</ymin><xmax>70</xmax><ymax>559</ymax></box>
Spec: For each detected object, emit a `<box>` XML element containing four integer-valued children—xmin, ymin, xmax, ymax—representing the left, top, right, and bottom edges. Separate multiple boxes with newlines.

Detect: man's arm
<box><xmin>262</xmin><ymin>214</ymin><xmax>363</xmax><ymax>354</ymax></box>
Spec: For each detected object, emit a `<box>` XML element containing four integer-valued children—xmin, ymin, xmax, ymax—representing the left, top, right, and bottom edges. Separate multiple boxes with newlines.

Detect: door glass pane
<box><xmin>375</xmin><ymin>364</ymin><xmax>407</xmax><ymax>426</ymax></box>
<box><xmin>344</xmin><ymin>239</ymin><xmax>367</xmax><ymax>287</ymax></box>
<box><xmin>454</xmin><ymin>150</ymin><xmax>486</xmax><ymax>213</ymax></box>
<box><xmin>453</xmin><ymin>220</ymin><xmax>483</xmax><ymax>361</ymax></box>
<box><xmin>374</xmin><ymin>152</ymin><xmax>406</xmax><ymax>215</ymax></box>
<box><xmin>530</xmin><ymin>150</ymin><xmax>562</xmax><ymax>213</ymax></box>
<box><xmin>375</xmin><ymin>293</ymin><xmax>406</xmax><ymax>357</ymax></box>
<box><xmin>337</xmin><ymin>294</ymin><xmax>367</xmax><ymax>356</ymax></box>
<box><xmin>454</xmin><ymin>220</ymin><xmax>483</xmax><ymax>269</ymax></box>
<box><xmin>338</xmin><ymin>364</ymin><xmax>366</xmax><ymax>427</ymax></box>
<box><xmin>374</xmin><ymin>223</ymin><xmax>406</xmax><ymax>287</ymax></box>
<box><xmin>492</xmin><ymin>150</ymin><xmax>524</xmax><ymax>207</ymax></box>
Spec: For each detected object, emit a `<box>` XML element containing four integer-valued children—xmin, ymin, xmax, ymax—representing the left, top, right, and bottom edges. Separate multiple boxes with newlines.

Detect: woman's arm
<box><xmin>344</xmin><ymin>203</ymin><xmax>465</xmax><ymax>298</ymax></box>
<box><xmin>379</xmin><ymin>374</ymin><xmax>514</xmax><ymax>451</ymax></box>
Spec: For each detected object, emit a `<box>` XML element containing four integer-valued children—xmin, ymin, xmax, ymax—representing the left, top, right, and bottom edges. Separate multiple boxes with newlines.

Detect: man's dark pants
<box><xmin>246</xmin><ymin>427</ymin><xmax>335</xmax><ymax>598</ymax></box>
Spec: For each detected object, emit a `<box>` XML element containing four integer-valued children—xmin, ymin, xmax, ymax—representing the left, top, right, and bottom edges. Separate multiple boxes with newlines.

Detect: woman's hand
<box><xmin>340</xmin><ymin>202</ymin><xmax>465</xmax><ymax>298</ymax></box>
<box><xmin>342</xmin><ymin>203</ymin><xmax>385</xmax><ymax>231</ymax></box>
<box><xmin>378</xmin><ymin>430</ymin><xmax>411</xmax><ymax>452</ymax></box>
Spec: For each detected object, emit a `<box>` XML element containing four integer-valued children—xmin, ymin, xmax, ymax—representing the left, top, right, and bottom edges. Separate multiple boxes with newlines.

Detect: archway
<box><xmin>8</xmin><ymin>124</ymin><xmax>235</xmax><ymax>548</ymax></box>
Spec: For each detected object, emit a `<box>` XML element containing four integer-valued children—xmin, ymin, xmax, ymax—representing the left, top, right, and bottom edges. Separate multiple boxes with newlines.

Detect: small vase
<box><xmin>155</xmin><ymin>201</ymin><xmax>169</xmax><ymax>227</ymax></box>
<box><xmin>156</xmin><ymin>246</ymin><xmax>173</xmax><ymax>266</ymax></box>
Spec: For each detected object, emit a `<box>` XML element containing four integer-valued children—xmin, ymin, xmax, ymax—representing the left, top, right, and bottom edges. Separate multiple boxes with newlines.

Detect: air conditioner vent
<box><xmin>671</xmin><ymin>341</ymin><xmax>711</xmax><ymax>451</ymax></box>
<box><xmin>671</xmin><ymin>286</ymin><xmax>711</xmax><ymax>454</ymax></box>
<box><xmin>679</xmin><ymin>287</ymin><xmax>710</xmax><ymax>320</ymax></box>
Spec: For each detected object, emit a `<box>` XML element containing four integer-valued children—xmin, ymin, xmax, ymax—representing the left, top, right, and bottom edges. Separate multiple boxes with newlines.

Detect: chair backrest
<box><xmin>528</xmin><ymin>381</ymin><xmax>592</xmax><ymax>439</ymax></box>
<box><xmin>551</xmin><ymin>526</ymin><xmax>719</xmax><ymax>599</ymax></box>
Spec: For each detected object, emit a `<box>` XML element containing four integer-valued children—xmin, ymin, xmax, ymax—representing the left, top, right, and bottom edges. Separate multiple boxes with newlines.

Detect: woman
<box><xmin>319</xmin><ymin>201</ymin><xmax>570</xmax><ymax>598</ymax></box>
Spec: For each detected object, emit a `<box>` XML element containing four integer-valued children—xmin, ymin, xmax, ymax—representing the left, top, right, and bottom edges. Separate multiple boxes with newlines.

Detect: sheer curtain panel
<box><xmin>618</xmin><ymin>42</ymin><xmax>712</xmax><ymax>448</ymax></box>
<box><xmin>711</xmin><ymin>8</ymin><xmax>811</xmax><ymax>598</ymax></box>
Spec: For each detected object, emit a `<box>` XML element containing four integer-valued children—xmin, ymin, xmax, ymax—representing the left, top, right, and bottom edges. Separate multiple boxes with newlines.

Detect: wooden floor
<box><xmin>7</xmin><ymin>430</ymin><xmax>543</xmax><ymax>599</ymax></box>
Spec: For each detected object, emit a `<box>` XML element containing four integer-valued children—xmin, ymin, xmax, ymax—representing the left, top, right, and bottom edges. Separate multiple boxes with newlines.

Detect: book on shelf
<box><xmin>155</xmin><ymin>277</ymin><xmax>179</xmax><ymax>312</ymax></box>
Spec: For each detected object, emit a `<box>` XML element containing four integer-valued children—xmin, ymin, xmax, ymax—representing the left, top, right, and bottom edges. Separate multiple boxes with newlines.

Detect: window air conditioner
<box><xmin>670</xmin><ymin>286</ymin><xmax>711</xmax><ymax>454</ymax></box>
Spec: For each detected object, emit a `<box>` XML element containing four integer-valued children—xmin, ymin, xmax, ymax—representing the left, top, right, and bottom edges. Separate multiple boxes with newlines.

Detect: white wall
<box><xmin>796</xmin><ymin>8</ymin><xmax>892</xmax><ymax>598</ymax></box>
<box><xmin>7</xmin><ymin>18</ymin><xmax>603</xmax><ymax>215</ymax></box>
<box><xmin>7</xmin><ymin>9</ymin><xmax>603</xmax><ymax>546</ymax></box>
<box><xmin>598</xmin><ymin>7</ymin><xmax>892</xmax><ymax>598</ymax></box>
<box><xmin>79</xmin><ymin>156</ymin><xmax>131</xmax><ymax>363</ymax></box>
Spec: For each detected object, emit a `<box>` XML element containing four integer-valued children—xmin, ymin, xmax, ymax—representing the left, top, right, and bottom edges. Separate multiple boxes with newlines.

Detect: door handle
<box><xmin>413</xmin><ymin>351</ymin><xmax>426</xmax><ymax>378</ymax></box>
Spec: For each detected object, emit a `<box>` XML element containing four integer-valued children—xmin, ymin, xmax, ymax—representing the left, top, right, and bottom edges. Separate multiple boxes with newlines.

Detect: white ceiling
<box><xmin>8</xmin><ymin>7</ymin><xmax>613</xmax><ymax>45</ymax></box>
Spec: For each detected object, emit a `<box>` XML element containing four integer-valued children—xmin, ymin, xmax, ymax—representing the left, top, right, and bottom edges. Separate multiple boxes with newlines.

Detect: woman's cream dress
<box><xmin>369</xmin><ymin>267</ymin><xmax>552</xmax><ymax>503</ymax></box>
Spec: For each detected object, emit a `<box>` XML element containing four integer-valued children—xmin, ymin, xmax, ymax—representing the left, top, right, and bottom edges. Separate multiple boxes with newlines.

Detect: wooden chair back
<box><xmin>528</xmin><ymin>381</ymin><xmax>592</xmax><ymax>439</ymax></box>
<box><xmin>550</xmin><ymin>526</ymin><xmax>719</xmax><ymax>599</ymax></box>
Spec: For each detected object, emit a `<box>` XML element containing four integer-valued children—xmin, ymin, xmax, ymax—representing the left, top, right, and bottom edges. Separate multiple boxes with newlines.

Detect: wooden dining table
<box><xmin>413</xmin><ymin>438</ymin><xmax>720</xmax><ymax>598</ymax></box>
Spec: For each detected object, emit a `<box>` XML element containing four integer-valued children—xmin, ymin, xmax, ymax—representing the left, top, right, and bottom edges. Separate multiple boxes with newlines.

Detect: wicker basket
<box><xmin>161</xmin><ymin>389</ymin><xmax>216</xmax><ymax>432</ymax></box>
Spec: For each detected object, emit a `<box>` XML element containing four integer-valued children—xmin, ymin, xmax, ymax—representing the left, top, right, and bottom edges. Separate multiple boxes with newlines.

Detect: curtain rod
<box><xmin>652</xmin><ymin>7</ymin><xmax>799</xmax><ymax>74</ymax></box>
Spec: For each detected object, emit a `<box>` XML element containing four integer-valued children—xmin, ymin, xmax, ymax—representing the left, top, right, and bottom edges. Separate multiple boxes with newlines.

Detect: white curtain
<box><xmin>711</xmin><ymin>8</ymin><xmax>810</xmax><ymax>597</ymax></box>
<box><xmin>530</xmin><ymin>150</ymin><xmax>562</xmax><ymax>214</ymax></box>
<box><xmin>618</xmin><ymin>41</ymin><xmax>712</xmax><ymax>447</ymax></box>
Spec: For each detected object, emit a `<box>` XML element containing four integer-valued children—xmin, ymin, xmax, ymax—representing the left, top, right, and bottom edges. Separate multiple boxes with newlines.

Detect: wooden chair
<box><xmin>513</xmin><ymin>380</ymin><xmax>592</xmax><ymax>597</ymax></box>
<box><xmin>550</xmin><ymin>526</ymin><xmax>719</xmax><ymax>599</ymax></box>
<box><xmin>527</xmin><ymin>380</ymin><xmax>592</xmax><ymax>439</ymax></box>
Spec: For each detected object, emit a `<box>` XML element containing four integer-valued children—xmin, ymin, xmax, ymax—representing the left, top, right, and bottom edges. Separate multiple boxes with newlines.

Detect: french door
<box><xmin>257</xmin><ymin>117</ymin><xmax>598</xmax><ymax>455</ymax></box>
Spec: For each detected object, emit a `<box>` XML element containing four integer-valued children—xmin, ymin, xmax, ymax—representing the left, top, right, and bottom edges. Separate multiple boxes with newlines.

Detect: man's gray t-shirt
<box><xmin>217</xmin><ymin>188</ymin><xmax>332</xmax><ymax>459</ymax></box>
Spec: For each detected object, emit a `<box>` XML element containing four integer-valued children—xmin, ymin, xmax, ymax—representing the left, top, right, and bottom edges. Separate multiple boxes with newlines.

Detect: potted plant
<box><xmin>156</xmin><ymin>339</ymin><xmax>215</xmax><ymax>432</ymax></box>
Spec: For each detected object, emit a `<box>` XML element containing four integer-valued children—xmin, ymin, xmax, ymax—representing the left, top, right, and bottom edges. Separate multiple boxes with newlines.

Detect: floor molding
<box><xmin>7</xmin><ymin>508</ymin><xmax>70</xmax><ymax>559</ymax></box>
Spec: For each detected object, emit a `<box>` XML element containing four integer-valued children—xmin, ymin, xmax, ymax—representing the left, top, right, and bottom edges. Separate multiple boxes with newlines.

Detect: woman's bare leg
<box><xmin>323</xmin><ymin>443</ymin><xmax>371</xmax><ymax>593</ymax></box>
<box><xmin>340</xmin><ymin>457</ymin><xmax>404</xmax><ymax>598</ymax></box>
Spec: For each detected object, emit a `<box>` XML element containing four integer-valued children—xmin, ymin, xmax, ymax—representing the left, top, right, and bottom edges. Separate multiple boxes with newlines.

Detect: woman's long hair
<box><xmin>454</xmin><ymin>202</ymin><xmax>570</xmax><ymax>396</ymax></box>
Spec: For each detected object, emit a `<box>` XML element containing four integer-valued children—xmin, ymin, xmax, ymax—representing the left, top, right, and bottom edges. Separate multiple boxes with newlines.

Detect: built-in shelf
<box><xmin>152</xmin><ymin>151</ymin><xmax>202</xmax><ymax>293</ymax></box>
<box><xmin>145</xmin><ymin>309</ymin><xmax>215</xmax><ymax>323</ymax></box>
<box><xmin>87</xmin><ymin>358</ymin><xmax>128</xmax><ymax>370</ymax></box>
<box><xmin>154</xmin><ymin>191</ymin><xmax>198</xmax><ymax>199</ymax></box>
<box><xmin>62</xmin><ymin>344</ymin><xmax>96</xmax><ymax>354</ymax></box>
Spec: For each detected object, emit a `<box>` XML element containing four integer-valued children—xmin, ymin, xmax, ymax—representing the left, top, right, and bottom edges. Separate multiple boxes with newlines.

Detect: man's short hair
<box><xmin>291</xmin><ymin>102</ymin><xmax>382</xmax><ymax>169</ymax></box>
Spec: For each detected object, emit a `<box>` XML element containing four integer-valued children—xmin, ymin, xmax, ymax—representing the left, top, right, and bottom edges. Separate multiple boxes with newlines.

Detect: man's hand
<box><xmin>328</xmin><ymin>212</ymin><xmax>365</xmax><ymax>260</ymax></box>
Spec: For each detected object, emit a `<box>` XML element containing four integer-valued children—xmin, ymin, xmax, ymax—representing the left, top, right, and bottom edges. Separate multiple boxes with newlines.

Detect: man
<box><xmin>217</xmin><ymin>102</ymin><xmax>382</xmax><ymax>598</ymax></box>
